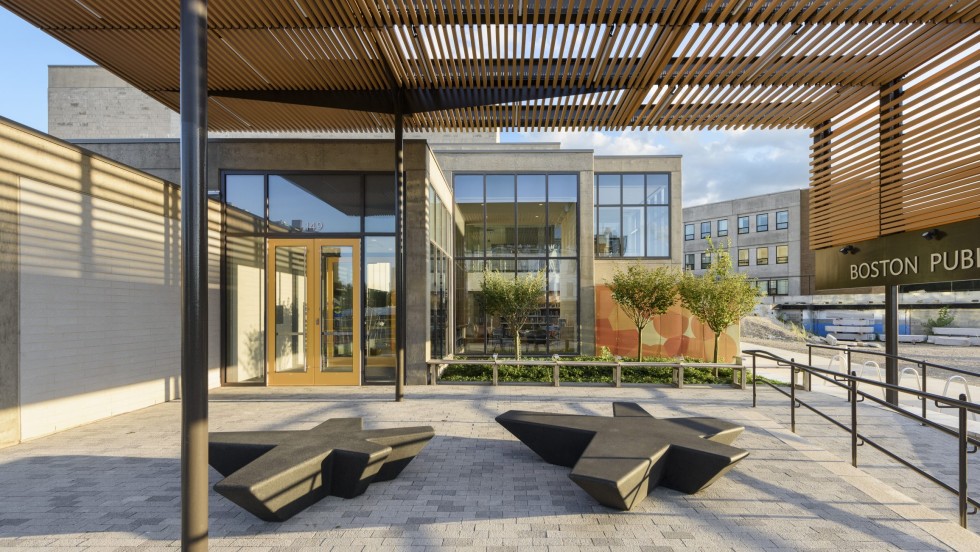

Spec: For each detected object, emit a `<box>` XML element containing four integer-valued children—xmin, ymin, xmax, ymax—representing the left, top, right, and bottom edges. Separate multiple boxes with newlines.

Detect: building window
<box><xmin>756</xmin><ymin>247</ymin><xmax>769</xmax><ymax>265</ymax></box>
<box><xmin>776</xmin><ymin>244</ymin><xmax>789</xmax><ymax>264</ymax></box>
<box><xmin>756</xmin><ymin>213</ymin><xmax>769</xmax><ymax>232</ymax></box>
<box><xmin>700</xmin><ymin>252</ymin><xmax>711</xmax><ymax>269</ymax></box>
<box><xmin>717</xmin><ymin>219</ymin><xmax>728</xmax><ymax>237</ymax></box>
<box><xmin>700</xmin><ymin>221</ymin><xmax>711</xmax><ymax>239</ymax></box>
<box><xmin>738</xmin><ymin>248</ymin><xmax>749</xmax><ymax>267</ymax></box>
<box><xmin>684</xmin><ymin>253</ymin><xmax>695</xmax><ymax>271</ymax></box>
<box><xmin>738</xmin><ymin>216</ymin><xmax>749</xmax><ymax>234</ymax></box>
<box><xmin>594</xmin><ymin>173</ymin><xmax>670</xmax><ymax>257</ymax></box>
<box><xmin>755</xmin><ymin>279</ymin><xmax>786</xmax><ymax>296</ymax></box>
<box><xmin>455</xmin><ymin>173</ymin><xmax>579</xmax><ymax>356</ymax></box>
<box><xmin>776</xmin><ymin>210</ymin><xmax>789</xmax><ymax>230</ymax></box>
<box><xmin>684</xmin><ymin>223</ymin><xmax>694</xmax><ymax>241</ymax></box>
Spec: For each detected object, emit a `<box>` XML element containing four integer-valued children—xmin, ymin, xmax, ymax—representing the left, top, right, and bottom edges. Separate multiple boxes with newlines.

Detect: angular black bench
<box><xmin>209</xmin><ymin>418</ymin><xmax>434</xmax><ymax>521</ymax></box>
<box><xmin>496</xmin><ymin>402</ymin><xmax>748</xmax><ymax>510</ymax></box>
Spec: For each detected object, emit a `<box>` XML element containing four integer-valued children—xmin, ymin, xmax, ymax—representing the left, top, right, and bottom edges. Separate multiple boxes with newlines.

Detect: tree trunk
<box><xmin>712</xmin><ymin>332</ymin><xmax>720</xmax><ymax>376</ymax></box>
<box><xmin>515</xmin><ymin>331</ymin><xmax>522</xmax><ymax>361</ymax></box>
<box><xmin>637</xmin><ymin>325</ymin><xmax>643</xmax><ymax>362</ymax></box>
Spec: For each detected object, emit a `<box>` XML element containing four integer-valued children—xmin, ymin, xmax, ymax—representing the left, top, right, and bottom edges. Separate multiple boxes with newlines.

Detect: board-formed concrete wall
<box><xmin>0</xmin><ymin>117</ymin><xmax>221</xmax><ymax>446</ymax></box>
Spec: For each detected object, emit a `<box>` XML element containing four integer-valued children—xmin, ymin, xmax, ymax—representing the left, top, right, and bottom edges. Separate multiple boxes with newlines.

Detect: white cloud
<box><xmin>502</xmin><ymin>129</ymin><xmax>811</xmax><ymax>206</ymax></box>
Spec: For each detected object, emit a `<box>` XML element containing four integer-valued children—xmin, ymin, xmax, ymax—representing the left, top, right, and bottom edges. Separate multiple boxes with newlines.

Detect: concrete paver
<box><xmin>0</xmin><ymin>383</ymin><xmax>977</xmax><ymax>550</ymax></box>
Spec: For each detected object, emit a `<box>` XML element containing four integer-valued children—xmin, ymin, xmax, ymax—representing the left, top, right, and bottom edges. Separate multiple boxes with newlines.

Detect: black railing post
<box><xmin>921</xmin><ymin>362</ymin><xmax>928</xmax><ymax>422</ymax></box>
<box><xmin>752</xmin><ymin>355</ymin><xmax>757</xmax><ymax>407</ymax></box>
<box><xmin>959</xmin><ymin>393</ymin><xmax>969</xmax><ymax>528</ymax></box>
<box><xmin>850</xmin><ymin>371</ymin><xmax>858</xmax><ymax>467</ymax></box>
<box><xmin>790</xmin><ymin>364</ymin><xmax>797</xmax><ymax>433</ymax></box>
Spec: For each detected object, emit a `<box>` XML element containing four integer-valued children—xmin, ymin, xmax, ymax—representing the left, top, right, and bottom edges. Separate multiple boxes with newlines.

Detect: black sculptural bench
<box><xmin>496</xmin><ymin>402</ymin><xmax>748</xmax><ymax>510</ymax></box>
<box><xmin>209</xmin><ymin>418</ymin><xmax>434</xmax><ymax>521</ymax></box>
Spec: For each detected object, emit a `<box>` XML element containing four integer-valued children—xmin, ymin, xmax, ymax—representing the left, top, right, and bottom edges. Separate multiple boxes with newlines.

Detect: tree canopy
<box><xmin>678</xmin><ymin>240</ymin><xmax>761</xmax><ymax>363</ymax></box>
<box><xmin>607</xmin><ymin>265</ymin><xmax>680</xmax><ymax>361</ymax></box>
<box><xmin>480</xmin><ymin>270</ymin><xmax>546</xmax><ymax>360</ymax></box>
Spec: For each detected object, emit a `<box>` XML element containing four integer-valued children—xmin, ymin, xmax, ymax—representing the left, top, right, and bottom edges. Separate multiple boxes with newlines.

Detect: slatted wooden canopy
<box><xmin>3</xmin><ymin>0</ymin><xmax>980</xmax><ymax>248</ymax></box>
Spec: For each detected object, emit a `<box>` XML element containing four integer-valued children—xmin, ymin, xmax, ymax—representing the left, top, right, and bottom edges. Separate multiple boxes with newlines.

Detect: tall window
<box><xmin>756</xmin><ymin>213</ymin><xmax>769</xmax><ymax>232</ymax></box>
<box><xmin>776</xmin><ymin>210</ymin><xmax>789</xmax><ymax>230</ymax></box>
<box><xmin>756</xmin><ymin>247</ymin><xmax>769</xmax><ymax>265</ymax></box>
<box><xmin>594</xmin><ymin>173</ymin><xmax>670</xmax><ymax>258</ymax></box>
<box><xmin>700</xmin><ymin>221</ymin><xmax>711</xmax><ymax>239</ymax></box>
<box><xmin>684</xmin><ymin>253</ymin><xmax>695</xmax><ymax>271</ymax></box>
<box><xmin>738</xmin><ymin>216</ymin><xmax>749</xmax><ymax>234</ymax></box>
<box><xmin>455</xmin><ymin>173</ymin><xmax>579</xmax><ymax>356</ymax></box>
<box><xmin>738</xmin><ymin>248</ymin><xmax>749</xmax><ymax>267</ymax></box>
<box><xmin>776</xmin><ymin>244</ymin><xmax>789</xmax><ymax>264</ymax></box>
<box><xmin>684</xmin><ymin>223</ymin><xmax>694</xmax><ymax>241</ymax></box>
<box><xmin>717</xmin><ymin>219</ymin><xmax>728</xmax><ymax>237</ymax></box>
<box><xmin>700</xmin><ymin>252</ymin><xmax>711</xmax><ymax>269</ymax></box>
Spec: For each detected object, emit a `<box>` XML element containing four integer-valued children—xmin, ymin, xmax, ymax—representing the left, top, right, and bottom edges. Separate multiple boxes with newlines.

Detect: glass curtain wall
<box><xmin>454</xmin><ymin>173</ymin><xmax>579</xmax><ymax>356</ymax></box>
<box><xmin>594</xmin><ymin>173</ymin><xmax>670</xmax><ymax>258</ymax></box>
<box><xmin>428</xmin><ymin>187</ymin><xmax>452</xmax><ymax>359</ymax></box>
<box><xmin>222</xmin><ymin>172</ymin><xmax>396</xmax><ymax>384</ymax></box>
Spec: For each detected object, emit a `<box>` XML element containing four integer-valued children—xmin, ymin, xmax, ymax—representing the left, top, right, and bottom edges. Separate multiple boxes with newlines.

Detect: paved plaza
<box><xmin>2</xmin><ymin>379</ymin><xmax>980</xmax><ymax>551</ymax></box>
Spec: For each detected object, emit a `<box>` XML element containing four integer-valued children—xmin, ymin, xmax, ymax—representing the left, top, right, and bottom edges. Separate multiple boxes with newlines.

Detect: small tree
<box><xmin>481</xmin><ymin>269</ymin><xmax>546</xmax><ymax>360</ymax></box>
<box><xmin>679</xmin><ymin>240</ymin><xmax>761</xmax><ymax>364</ymax></box>
<box><xmin>607</xmin><ymin>265</ymin><xmax>680</xmax><ymax>361</ymax></box>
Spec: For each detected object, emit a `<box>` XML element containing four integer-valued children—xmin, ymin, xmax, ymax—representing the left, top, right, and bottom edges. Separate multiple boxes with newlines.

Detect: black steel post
<box><xmin>885</xmin><ymin>284</ymin><xmax>899</xmax><ymax>405</ymax></box>
<box><xmin>850</xmin><ymin>371</ymin><xmax>858</xmax><ymax>467</ymax></box>
<box><xmin>790</xmin><ymin>365</ymin><xmax>796</xmax><ymax>433</ymax></box>
<box><xmin>959</xmin><ymin>393</ymin><xmax>968</xmax><ymax>528</ymax></box>
<box><xmin>394</xmin><ymin>92</ymin><xmax>405</xmax><ymax>402</ymax></box>
<box><xmin>179</xmin><ymin>0</ymin><xmax>208</xmax><ymax>549</ymax></box>
<box><xmin>752</xmin><ymin>356</ymin><xmax>757</xmax><ymax>407</ymax></box>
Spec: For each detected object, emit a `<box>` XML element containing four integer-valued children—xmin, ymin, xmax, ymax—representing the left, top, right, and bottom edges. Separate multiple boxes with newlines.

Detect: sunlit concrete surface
<box><xmin>1</xmin><ymin>384</ymin><xmax>978</xmax><ymax>551</ymax></box>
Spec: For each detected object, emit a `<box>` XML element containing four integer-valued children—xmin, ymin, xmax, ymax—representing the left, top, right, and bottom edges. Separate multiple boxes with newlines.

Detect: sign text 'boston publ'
<box><xmin>815</xmin><ymin>218</ymin><xmax>980</xmax><ymax>290</ymax></box>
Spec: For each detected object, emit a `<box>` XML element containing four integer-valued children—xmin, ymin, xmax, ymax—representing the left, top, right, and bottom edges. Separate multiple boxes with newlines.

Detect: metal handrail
<box><xmin>808</xmin><ymin>342</ymin><xmax>978</xmax><ymax>380</ymax></box>
<box><xmin>425</xmin><ymin>357</ymin><xmax>747</xmax><ymax>389</ymax></box>
<box><xmin>745</xmin><ymin>348</ymin><xmax>980</xmax><ymax>529</ymax></box>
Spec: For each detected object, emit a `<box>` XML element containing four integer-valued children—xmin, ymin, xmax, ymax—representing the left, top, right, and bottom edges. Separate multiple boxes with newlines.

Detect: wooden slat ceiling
<box><xmin>3</xmin><ymin>0</ymin><xmax>980</xmax><ymax>132</ymax></box>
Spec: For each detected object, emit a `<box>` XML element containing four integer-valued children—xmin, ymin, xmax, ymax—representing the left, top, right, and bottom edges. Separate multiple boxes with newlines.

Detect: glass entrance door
<box><xmin>267</xmin><ymin>238</ymin><xmax>361</xmax><ymax>385</ymax></box>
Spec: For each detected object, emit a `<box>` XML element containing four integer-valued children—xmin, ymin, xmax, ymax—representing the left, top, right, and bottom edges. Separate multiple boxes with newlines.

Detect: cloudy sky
<box><xmin>0</xmin><ymin>7</ymin><xmax>812</xmax><ymax>207</ymax></box>
<box><xmin>504</xmin><ymin>128</ymin><xmax>812</xmax><ymax>206</ymax></box>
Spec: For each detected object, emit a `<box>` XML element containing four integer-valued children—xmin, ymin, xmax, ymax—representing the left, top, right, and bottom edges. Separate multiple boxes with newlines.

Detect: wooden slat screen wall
<box><xmin>3</xmin><ymin>1</ymin><xmax>980</xmax><ymax>133</ymax></box>
<box><xmin>809</xmin><ymin>29</ymin><xmax>980</xmax><ymax>249</ymax></box>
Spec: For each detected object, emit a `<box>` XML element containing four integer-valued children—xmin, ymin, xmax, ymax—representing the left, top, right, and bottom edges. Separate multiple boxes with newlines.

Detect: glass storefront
<box><xmin>453</xmin><ymin>173</ymin><xmax>579</xmax><ymax>356</ymax></box>
<box><xmin>222</xmin><ymin>172</ymin><xmax>396</xmax><ymax>385</ymax></box>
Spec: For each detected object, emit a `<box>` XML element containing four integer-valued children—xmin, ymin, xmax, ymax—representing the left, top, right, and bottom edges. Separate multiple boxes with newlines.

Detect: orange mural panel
<box><xmin>594</xmin><ymin>284</ymin><xmax>740</xmax><ymax>362</ymax></box>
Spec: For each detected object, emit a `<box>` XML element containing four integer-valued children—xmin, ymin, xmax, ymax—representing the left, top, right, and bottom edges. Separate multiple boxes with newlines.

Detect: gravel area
<box><xmin>741</xmin><ymin>317</ymin><xmax>980</xmax><ymax>384</ymax></box>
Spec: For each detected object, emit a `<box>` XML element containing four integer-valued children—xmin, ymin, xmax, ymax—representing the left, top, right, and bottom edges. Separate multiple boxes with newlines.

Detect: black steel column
<box><xmin>180</xmin><ymin>0</ymin><xmax>208</xmax><ymax>549</ymax></box>
<box><xmin>879</xmin><ymin>77</ymin><xmax>903</xmax><ymax>407</ymax></box>
<box><xmin>394</xmin><ymin>92</ymin><xmax>406</xmax><ymax>402</ymax></box>
<box><xmin>885</xmin><ymin>284</ymin><xmax>899</xmax><ymax>405</ymax></box>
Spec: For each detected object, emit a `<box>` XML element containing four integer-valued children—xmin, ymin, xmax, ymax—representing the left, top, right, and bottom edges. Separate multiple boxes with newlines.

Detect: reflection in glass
<box><xmin>364</xmin><ymin>174</ymin><xmax>395</xmax><ymax>232</ymax></box>
<box><xmin>321</xmin><ymin>246</ymin><xmax>354</xmax><ymax>373</ymax></box>
<box><xmin>365</xmin><ymin>237</ymin><xmax>396</xmax><ymax>382</ymax></box>
<box><xmin>486</xmin><ymin>175</ymin><xmax>515</xmax><ymax>257</ymax></box>
<box><xmin>622</xmin><ymin>174</ymin><xmax>644</xmax><ymax>204</ymax></box>
<box><xmin>225</xmin><ymin>219</ymin><xmax>264</xmax><ymax>383</ymax></box>
<box><xmin>623</xmin><ymin>207</ymin><xmax>644</xmax><ymax>256</ymax></box>
<box><xmin>646</xmin><ymin>206</ymin><xmax>669</xmax><ymax>257</ymax></box>
<box><xmin>517</xmin><ymin>175</ymin><xmax>547</xmax><ymax>257</ymax></box>
<box><xmin>548</xmin><ymin>259</ymin><xmax>578</xmax><ymax>354</ymax></box>
<box><xmin>595</xmin><ymin>206</ymin><xmax>620</xmax><ymax>257</ymax></box>
<box><xmin>274</xmin><ymin>246</ymin><xmax>307</xmax><ymax>373</ymax></box>
<box><xmin>226</xmin><ymin>174</ymin><xmax>265</xmax><ymax>219</ymax></box>
<box><xmin>549</xmin><ymin>175</ymin><xmax>577</xmax><ymax>257</ymax></box>
<box><xmin>646</xmin><ymin>174</ymin><xmax>669</xmax><ymax>204</ymax></box>
<box><xmin>269</xmin><ymin>174</ymin><xmax>361</xmax><ymax>233</ymax></box>
<box><xmin>455</xmin><ymin>175</ymin><xmax>484</xmax><ymax>257</ymax></box>
<box><xmin>596</xmin><ymin>174</ymin><xmax>619</xmax><ymax>204</ymax></box>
